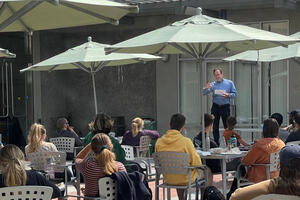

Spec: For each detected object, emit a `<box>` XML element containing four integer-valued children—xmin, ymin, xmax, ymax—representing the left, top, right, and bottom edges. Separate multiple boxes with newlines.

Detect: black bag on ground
<box><xmin>203</xmin><ymin>186</ymin><xmax>225</xmax><ymax>200</ymax></box>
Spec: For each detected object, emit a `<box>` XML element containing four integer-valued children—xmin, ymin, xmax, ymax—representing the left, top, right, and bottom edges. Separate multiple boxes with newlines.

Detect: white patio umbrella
<box><xmin>105</xmin><ymin>8</ymin><xmax>299</xmax><ymax>155</ymax></box>
<box><xmin>0</xmin><ymin>0</ymin><xmax>139</xmax><ymax>32</ymax></box>
<box><xmin>0</xmin><ymin>48</ymin><xmax>16</xmax><ymax>58</ymax></box>
<box><xmin>20</xmin><ymin>36</ymin><xmax>161</xmax><ymax>114</ymax></box>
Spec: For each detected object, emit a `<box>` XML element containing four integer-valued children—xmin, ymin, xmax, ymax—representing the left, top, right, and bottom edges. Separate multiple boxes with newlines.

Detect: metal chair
<box><xmin>50</xmin><ymin>137</ymin><xmax>81</xmax><ymax>159</ymax></box>
<box><xmin>27</xmin><ymin>151</ymin><xmax>75</xmax><ymax>197</ymax></box>
<box><xmin>135</xmin><ymin>135</ymin><xmax>152</xmax><ymax>157</ymax></box>
<box><xmin>237</xmin><ymin>150</ymin><xmax>280</xmax><ymax>188</ymax></box>
<box><xmin>121</xmin><ymin>145</ymin><xmax>149</xmax><ymax>178</ymax></box>
<box><xmin>153</xmin><ymin>151</ymin><xmax>207</xmax><ymax>200</ymax></box>
<box><xmin>0</xmin><ymin>186</ymin><xmax>53</xmax><ymax>200</ymax></box>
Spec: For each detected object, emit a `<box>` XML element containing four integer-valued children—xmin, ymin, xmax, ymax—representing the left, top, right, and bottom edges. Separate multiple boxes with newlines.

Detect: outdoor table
<box><xmin>199</xmin><ymin>151</ymin><xmax>247</xmax><ymax>199</ymax></box>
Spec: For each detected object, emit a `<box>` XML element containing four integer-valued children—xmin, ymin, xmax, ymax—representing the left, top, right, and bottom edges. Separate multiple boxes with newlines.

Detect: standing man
<box><xmin>204</xmin><ymin>68</ymin><xmax>237</xmax><ymax>146</ymax></box>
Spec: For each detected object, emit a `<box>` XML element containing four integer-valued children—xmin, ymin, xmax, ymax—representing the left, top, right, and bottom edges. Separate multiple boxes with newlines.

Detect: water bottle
<box><xmin>230</xmin><ymin>134</ymin><xmax>237</xmax><ymax>148</ymax></box>
<box><xmin>205</xmin><ymin>133</ymin><xmax>210</xmax><ymax>151</ymax></box>
<box><xmin>45</xmin><ymin>156</ymin><xmax>55</xmax><ymax>180</ymax></box>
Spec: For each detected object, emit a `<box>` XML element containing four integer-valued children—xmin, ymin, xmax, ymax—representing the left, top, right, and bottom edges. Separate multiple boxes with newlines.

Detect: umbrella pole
<box><xmin>198</xmin><ymin>59</ymin><xmax>207</xmax><ymax>150</ymax></box>
<box><xmin>91</xmin><ymin>72</ymin><xmax>98</xmax><ymax>114</ymax></box>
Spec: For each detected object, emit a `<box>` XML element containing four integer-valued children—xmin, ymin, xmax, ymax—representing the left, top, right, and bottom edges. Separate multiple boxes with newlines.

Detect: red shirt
<box><xmin>223</xmin><ymin>129</ymin><xmax>241</xmax><ymax>146</ymax></box>
<box><xmin>76</xmin><ymin>155</ymin><xmax>126</xmax><ymax>197</ymax></box>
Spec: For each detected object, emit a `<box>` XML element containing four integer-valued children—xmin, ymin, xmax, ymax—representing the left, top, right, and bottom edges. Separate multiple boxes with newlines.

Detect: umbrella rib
<box><xmin>60</xmin><ymin>2</ymin><xmax>119</xmax><ymax>25</ymax></box>
<box><xmin>95</xmin><ymin>61</ymin><xmax>109</xmax><ymax>73</ymax></box>
<box><xmin>0</xmin><ymin>1</ymin><xmax>41</xmax><ymax>32</ymax></box>
<box><xmin>6</xmin><ymin>3</ymin><xmax>31</xmax><ymax>32</ymax></box>
<box><xmin>154</xmin><ymin>44</ymin><xmax>167</xmax><ymax>55</ymax></box>
<box><xmin>105</xmin><ymin>47</ymin><xmax>120</xmax><ymax>55</ymax></box>
<box><xmin>186</xmin><ymin>43</ymin><xmax>200</xmax><ymax>59</ymax></box>
<box><xmin>169</xmin><ymin>43</ymin><xmax>196</xmax><ymax>58</ymax></box>
<box><xmin>72</xmin><ymin>63</ymin><xmax>91</xmax><ymax>73</ymax></box>
<box><xmin>201</xmin><ymin>43</ymin><xmax>212</xmax><ymax>57</ymax></box>
<box><xmin>204</xmin><ymin>43</ymin><xmax>227</xmax><ymax>58</ymax></box>
<box><xmin>268</xmin><ymin>41</ymin><xmax>289</xmax><ymax>48</ymax></box>
<box><xmin>48</xmin><ymin>65</ymin><xmax>60</xmax><ymax>72</ymax></box>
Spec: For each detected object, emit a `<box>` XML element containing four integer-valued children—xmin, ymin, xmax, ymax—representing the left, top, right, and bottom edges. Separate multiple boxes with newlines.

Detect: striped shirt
<box><xmin>75</xmin><ymin>154</ymin><xmax>126</xmax><ymax>197</ymax></box>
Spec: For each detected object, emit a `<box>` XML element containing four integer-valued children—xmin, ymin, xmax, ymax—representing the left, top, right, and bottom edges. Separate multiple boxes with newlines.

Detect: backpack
<box><xmin>203</xmin><ymin>186</ymin><xmax>225</xmax><ymax>200</ymax></box>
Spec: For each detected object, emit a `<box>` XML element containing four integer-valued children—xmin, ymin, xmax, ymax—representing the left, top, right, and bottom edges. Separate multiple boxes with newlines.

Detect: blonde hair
<box><xmin>91</xmin><ymin>133</ymin><xmax>118</xmax><ymax>175</ymax></box>
<box><xmin>131</xmin><ymin>117</ymin><xmax>144</xmax><ymax>137</ymax></box>
<box><xmin>27</xmin><ymin>123</ymin><xmax>46</xmax><ymax>154</ymax></box>
<box><xmin>0</xmin><ymin>144</ymin><xmax>27</xmax><ymax>186</ymax></box>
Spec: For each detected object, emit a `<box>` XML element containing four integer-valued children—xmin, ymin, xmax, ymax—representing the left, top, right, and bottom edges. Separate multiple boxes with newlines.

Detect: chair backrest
<box><xmin>27</xmin><ymin>151</ymin><xmax>66</xmax><ymax>173</ymax></box>
<box><xmin>153</xmin><ymin>152</ymin><xmax>190</xmax><ymax>174</ymax></box>
<box><xmin>121</xmin><ymin>145</ymin><xmax>135</xmax><ymax>161</ymax></box>
<box><xmin>50</xmin><ymin>137</ymin><xmax>75</xmax><ymax>153</ymax></box>
<box><xmin>99</xmin><ymin>177</ymin><xmax>118</xmax><ymax>200</ymax></box>
<box><xmin>138</xmin><ymin>135</ymin><xmax>151</xmax><ymax>152</ymax></box>
<box><xmin>252</xmin><ymin>194</ymin><xmax>300</xmax><ymax>200</ymax></box>
<box><xmin>287</xmin><ymin>141</ymin><xmax>300</xmax><ymax>145</ymax></box>
<box><xmin>0</xmin><ymin>186</ymin><xmax>53</xmax><ymax>200</ymax></box>
<box><xmin>269</xmin><ymin>151</ymin><xmax>280</xmax><ymax>172</ymax></box>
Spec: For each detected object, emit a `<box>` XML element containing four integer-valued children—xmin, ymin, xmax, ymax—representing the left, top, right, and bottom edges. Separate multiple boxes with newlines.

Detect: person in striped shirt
<box><xmin>75</xmin><ymin>133</ymin><xmax>126</xmax><ymax>197</ymax></box>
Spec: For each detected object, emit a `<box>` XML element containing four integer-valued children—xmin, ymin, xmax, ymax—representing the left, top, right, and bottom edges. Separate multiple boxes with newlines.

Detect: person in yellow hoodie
<box><xmin>155</xmin><ymin>113</ymin><xmax>203</xmax><ymax>200</ymax></box>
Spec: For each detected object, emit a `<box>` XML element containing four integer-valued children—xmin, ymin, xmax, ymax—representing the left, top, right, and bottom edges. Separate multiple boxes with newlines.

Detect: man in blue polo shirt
<box><xmin>204</xmin><ymin>68</ymin><xmax>237</xmax><ymax>146</ymax></box>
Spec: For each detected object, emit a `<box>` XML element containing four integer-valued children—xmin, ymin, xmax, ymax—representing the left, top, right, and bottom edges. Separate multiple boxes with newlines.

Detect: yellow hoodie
<box><xmin>155</xmin><ymin>129</ymin><xmax>201</xmax><ymax>185</ymax></box>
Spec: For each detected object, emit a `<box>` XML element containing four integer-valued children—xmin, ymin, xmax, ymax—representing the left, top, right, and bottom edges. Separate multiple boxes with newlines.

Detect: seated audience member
<box><xmin>285</xmin><ymin>112</ymin><xmax>300</xmax><ymax>144</ymax></box>
<box><xmin>230</xmin><ymin>144</ymin><xmax>300</xmax><ymax>200</ymax></box>
<box><xmin>223</xmin><ymin>116</ymin><xmax>249</xmax><ymax>147</ymax></box>
<box><xmin>194</xmin><ymin>114</ymin><xmax>240</xmax><ymax>185</ymax></box>
<box><xmin>283</xmin><ymin>110</ymin><xmax>300</xmax><ymax>133</ymax></box>
<box><xmin>0</xmin><ymin>144</ymin><xmax>61</xmax><ymax>199</ymax></box>
<box><xmin>56</xmin><ymin>118</ymin><xmax>83</xmax><ymax>160</ymax></box>
<box><xmin>122</xmin><ymin>117</ymin><xmax>159</xmax><ymax>146</ymax></box>
<box><xmin>155</xmin><ymin>113</ymin><xmax>204</xmax><ymax>200</ymax></box>
<box><xmin>25</xmin><ymin>123</ymin><xmax>57</xmax><ymax>156</ymax></box>
<box><xmin>270</xmin><ymin>113</ymin><xmax>290</xmax><ymax>141</ymax></box>
<box><xmin>83</xmin><ymin>113</ymin><xmax>126</xmax><ymax>164</ymax></box>
<box><xmin>75</xmin><ymin>133</ymin><xmax>126</xmax><ymax>197</ymax></box>
<box><xmin>25</xmin><ymin>123</ymin><xmax>73</xmax><ymax>181</ymax></box>
<box><xmin>227</xmin><ymin>118</ymin><xmax>285</xmax><ymax>198</ymax></box>
<box><xmin>56</xmin><ymin>117</ymin><xmax>83</xmax><ymax>146</ymax></box>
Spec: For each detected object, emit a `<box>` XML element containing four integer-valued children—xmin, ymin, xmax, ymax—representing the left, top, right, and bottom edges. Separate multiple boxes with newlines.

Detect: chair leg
<box><xmin>167</xmin><ymin>188</ymin><xmax>171</xmax><ymax>200</ymax></box>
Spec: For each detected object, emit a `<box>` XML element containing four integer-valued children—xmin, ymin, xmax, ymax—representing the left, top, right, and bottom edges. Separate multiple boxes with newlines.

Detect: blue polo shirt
<box><xmin>203</xmin><ymin>78</ymin><xmax>237</xmax><ymax>105</ymax></box>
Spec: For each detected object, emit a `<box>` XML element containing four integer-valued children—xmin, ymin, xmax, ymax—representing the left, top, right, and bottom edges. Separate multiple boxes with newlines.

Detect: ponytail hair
<box><xmin>91</xmin><ymin>133</ymin><xmax>118</xmax><ymax>175</ymax></box>
<box><xmin>131</xmin><ymin>117</ymin><xmax>144</xmax><ymax>137</ymax></box>
<box><xmin>0</xmin><ymin>144</ymin><xmax>27</xmax><ymax>186</ymax></box>
<box><xmin>27</xmin><ymin>123</ymin><xmax>46</xmax><ymax>153</ymax></box>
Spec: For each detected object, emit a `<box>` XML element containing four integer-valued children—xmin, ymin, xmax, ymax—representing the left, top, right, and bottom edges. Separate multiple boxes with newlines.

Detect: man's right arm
<box><xmin>203</xmin><ymin>82</ymin><xmax>213</xmax><ymax>95</ymax></box>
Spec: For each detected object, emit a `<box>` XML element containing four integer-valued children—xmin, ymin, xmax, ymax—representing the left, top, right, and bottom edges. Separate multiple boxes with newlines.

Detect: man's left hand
<box><xmin>222</xmin><ymin>92</ymin><xmax>230</xmax><ymax>98</ymax></box>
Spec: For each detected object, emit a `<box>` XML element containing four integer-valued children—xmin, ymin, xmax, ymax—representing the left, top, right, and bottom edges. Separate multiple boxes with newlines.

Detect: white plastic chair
<box><xmin>50</xmin><ymin>137</ymin><xmax>75</xmax><ymax>153</ymax></box>
<box><xmin>153</xmin><ymin>152</ymin><xmax>207</xmax><ymax>200</ymax></box>
<box><xmin>237</xmin><ymin>150</ymin><xmax>280</xmax><ymax>188</ymax></box>
<box><xmin>135</xmin><ymin>135</ymin><xmax>151</xmax><ymax>157</ymax></box>
<box><xmin>0</xmin><ymin>186</ymin><xmax>53</xmax><ymax>200</ymax></box>
<box><xmin>27</xmin><ymin>151</ymin><xmax>67</xmax><ymax>173</ymax></box>
<box><xmin>99</xmin><ymin>177</ymin><xmax>118</xmax><ymax>200</ymax></box>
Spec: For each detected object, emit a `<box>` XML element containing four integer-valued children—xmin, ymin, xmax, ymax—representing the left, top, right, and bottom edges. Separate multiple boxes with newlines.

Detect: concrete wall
<box><xmin>38</xmin><ymin>15</ymin><xmax>186</xmax><ymax>137</ymax></box>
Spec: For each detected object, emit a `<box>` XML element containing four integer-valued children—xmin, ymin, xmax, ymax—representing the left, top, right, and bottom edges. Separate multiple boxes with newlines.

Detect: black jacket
<box><xmin>110</xmin><ymin>171</ymin><xmax>151</xmax><ymax>200</ymax></box>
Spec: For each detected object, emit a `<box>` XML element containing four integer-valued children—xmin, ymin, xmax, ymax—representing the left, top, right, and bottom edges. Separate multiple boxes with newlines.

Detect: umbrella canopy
<box><xmin>0</xmin><ymin>48</ymin><xmax>16</xmax><ymax>57</ymax></box>
<box><xmin>224</xmin><ymin>32</ymin><xmax>300</xmax><ymax>62</ymax></box>
<box><xmin>0</xmin><ymin>0</ymin><xmax>139</xmax><ymax>32</ymax></box>
<box><xmin>105</xmin><ymin>9</ymin><xmax>298</xmax><ymax>56</ymax></box>
<box><xmin>105</xmin><ymin>8</ymin><xmax>299</xmax><ymax>154</ymax></box>
<box><xmin>20</xmin><ymin>36</ymin><xmax>161</xmax><ymax>114</ymax></box>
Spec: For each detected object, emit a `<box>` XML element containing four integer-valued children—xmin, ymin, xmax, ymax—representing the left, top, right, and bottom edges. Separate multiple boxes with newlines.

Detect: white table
<box><xmin>199</xmin><ymin>152</ymin><xmax>247</xmax><ymax>199</ymax></box>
